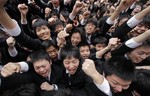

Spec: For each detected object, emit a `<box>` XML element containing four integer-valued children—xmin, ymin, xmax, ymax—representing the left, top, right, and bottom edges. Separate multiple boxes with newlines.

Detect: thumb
<box><xmin>65</xmin><ymin>33</ymin><xmax>69</xmax><ymax>37</ymax></box>
<box><xmin>10</xmin><ymin>64</ymin><xmax>21</xmax><ymax>73</ymax></box>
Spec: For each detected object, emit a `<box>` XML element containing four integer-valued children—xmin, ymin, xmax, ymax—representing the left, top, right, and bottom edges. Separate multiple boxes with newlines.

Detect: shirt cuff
<box><xmin>53</xmin><ymin>84</ymin><xmax>58</xmax><ymax>90</ymax></box>
<box><xmin>18</xmin><ymin>62</ymin><xmax>29</xmax><ymax>72</ymax></box>
<box><xmin>125</xmin><ymin>38</ymin><xmax>142</xmax><ymax>48</ymax></box>
<box><xmin>80</xmin><ymin>19</ymin><xmax>87</xmax><ymax>25</ymax></box>
<box><xmin>106</xmin><ymin>17</ymin><xmax>114</xmax><ymax>25</ymax></box>
<box><xmin>8</xmin><ymin>47</ymin><xmax>18</xmax><ymax>57</ymax></box>
<box><xmin>0</xmin><ymin>19</ymin><xmax>21</xmax><ymax>36</ymax></box>
<box><xmin>94</xmin><ymin>77</ymin><xmax>112</xmax><ymax>96</ymax></box>
<box><xmin>127</xmin><ymin>16</ymin><xmax>143</xmax><ymax>28</ymax></box>
<box><xmin>21</xmin><ymin>20</ymin><xmax>27</xmax><ymax>25</ymax></box>
<box><xmin>69</xmin><ymin>13</ymin><xmax>76</xmax><ymax>21</ymax></box>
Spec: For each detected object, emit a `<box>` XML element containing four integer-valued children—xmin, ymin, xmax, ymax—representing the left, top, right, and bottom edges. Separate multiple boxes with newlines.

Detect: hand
<box><xmin>107</xmin><ymin>38</ymin><xmax>120</xmax><ymax>49</ymax></box>
<box><xmin>45</xmin><ymin>7</ymin><xmax>51</xmax><ymax>17</ymax></box>
<box><xmin>94</xmin><ymin>1</ymin><xmax>101</xmax><ymax>7</ymax></box>
<box><xmin>57</xmin><ymin>37</ymin><xmax>66</xmax><ymax>48</ymax></box>
<box><xmin>83</xmin><ymin>11</ymin><xmax>90</xmax><ymax>19</ymax></box>
<box><xmin>18</xmin><ymin>3</ymin><xmax>28</xmax><ymax>16</ymax></box>
<box><xmin>60</xmin><ymin>14</ymin><xmax>67</xmax><ymax>23</ymax></box>
<box><xmin>83</xmin><ymin>59</ymin><xmax>104</xmax><ymax>84</ymax></box>
<box><xmin>40</xmin><ymin>82</ymin><xmax>54</xmax><ymax>91</ymax></box>
<box><xmin>57</xmin><ymin>30</ymin><xmax>69</xmax><ymax>39</ymax></box>
<box><xmin>57</xmin><ymin>30</ymin><xmax>69</xmax><ymax>47</ymax></box>
<box><xmin>6</xmin><ymin>37</ymin><xmax>16</xmax><ymax>48</ymax></box>
<box><xmin>72</xmin><ymin>1</ymin><xmax>84</xmax><ymax>15</ymax></box>
<box><xmin>117</xmin><ymin>0</ymin><xmax>137</xmax><ymax>11</ymax></box>
<box><xmin>100</xmin><ymin>0</ymin><xmax>107</xmax><ymax>3</ymax></box>
<box><xmin>1</xmin><ymin>62</ymin><xmax>21</xmax><ymax>77</ymax></box>
<box><xmin>65</xmin><ymin>24</ymin><xmax>73</xmax><ymax>32</ymax></box>
<box><xmin>64</xmin><ymin>0</ymin><xmax>71</xmax><ymax>4</ymax></box>
<box><xmin>109</xmin><ymin>6</ymin><xmax>115</xmax><ymax>14</ymax></box>
<box><xmin>48</xmin><ymin>17</ymin><xmax>56</xmax><ymax>25</ymax></box>
<box><xmin>82</xmin><ymin>59</ymin><xmax>97</xmax><ymax>78</ymax></box>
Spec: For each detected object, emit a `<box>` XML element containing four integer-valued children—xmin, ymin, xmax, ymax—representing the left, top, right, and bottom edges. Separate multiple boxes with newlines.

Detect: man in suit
<box><xmin>82</xmin><ymin>56</ymin><xmax>136</xmax><ymax>96</ymax></box>
<box><xmin>0</xmin><ymin>50</ymin><xmax>65</xmax><ymax>96</ymax></box>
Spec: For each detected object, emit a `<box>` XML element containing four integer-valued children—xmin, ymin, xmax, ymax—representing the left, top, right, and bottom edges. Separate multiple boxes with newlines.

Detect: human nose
<box><xmin>141</xmin><ymin>54</ymin><xmax>147</xmax><ymax>59</ymax></box>
<box><xmin>69</xmin><ymin>64</ymin><xmax>74</xmax><ymax>69</ymax></box>
<box><xmin>116</xmin><ymin>85</ymin><xmax>123</xmax><ymax>92</ymax></box>
<box><xmin>39</xmin><ymin>67</ymin><xmax>45</xmax><ymax>72</ymax></box>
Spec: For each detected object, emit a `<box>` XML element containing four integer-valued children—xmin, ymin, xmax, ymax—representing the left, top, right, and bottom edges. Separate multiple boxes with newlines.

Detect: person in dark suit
<box><xmin>59</xmin><ymin>44</ymin><xmax>91</xmax><ymax>96</ymax></box>
<box><xmin>111</xmin><ymin>5</ymin><xmax>150</xmax><ymax>42</ymax></box>
<box><xmin>0</xmin><ymin>50</ymin><xmax>65</xmax><ymax>96</ymax></box>
<box><xmin>129</xmin><ymin>69</ymin><xmax>150</xmax><ymax>96</ymax></box>
<box><xmin>63</xmin><ymin>0</ymin><xmax>76</xmax><ymax>13</ymax></box>
<box><xmin>0</xmin><ymin>71</ymin><xmax>40</xmax><ymax>96</ymax></box>
<box><xmin>0</xmin><ymin>37</ymin><xmax>31</xmax><ymax>66</ymax></box>
<box><xmin>58</xmin><ymin>43</ymin><xmax>107</xmax><ymax>96</ymax></box>
<box><xmin>34</xmin><ymin>0</ymin><xmax>64</xmax><ymax>14</ymax></box>
<box><xmin>111</xmin><ymin>29</ymin><xmax>150</xmax><ymax>65</ymax></box>
<box><xmin>82</xmin><ymin>56</ymin><xmax>136</xmax><ymax>96</ymax></box>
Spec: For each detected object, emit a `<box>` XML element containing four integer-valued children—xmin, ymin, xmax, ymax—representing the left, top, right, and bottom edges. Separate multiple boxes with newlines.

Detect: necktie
<box><xmin>54</xmin><ymin>9</ymin><xmax>59</xmax><ymax>14</ymax></box>
<box><xmin>86</xmin><ymin>36</ymin><xmax>91</xmax><ymax>44</ymax></box>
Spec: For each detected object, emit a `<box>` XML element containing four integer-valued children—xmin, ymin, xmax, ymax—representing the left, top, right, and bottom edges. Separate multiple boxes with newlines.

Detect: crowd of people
<box><xmin>0</xmin><ymin>0</ymin><xmax>150</xmax><ymax>96</ymax></box>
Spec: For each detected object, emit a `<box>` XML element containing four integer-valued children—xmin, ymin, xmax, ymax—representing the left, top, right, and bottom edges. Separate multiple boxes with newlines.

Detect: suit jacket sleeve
<box><xmin>21</xmin><ymin>23</ymin><xmax>37</xmax><ymax>39</ymax></box>
<box><xmin>14</xmin><ymin>31</ymin><xmax>43</xmax><ymax>51</ymax></box>
<box><xmin>0</xmin><ymin>38</ymin><xmax>8</xmax><ymax>48</ymax></box>
<box><xmin>112</xmin><ymin>22</ymin><xmax>132</xmax><ymax>42</ymax></box>
<box><xmin>0</xmin><ymin>72</ymin><xmax>35</xmax><ymax>92</ymax></box>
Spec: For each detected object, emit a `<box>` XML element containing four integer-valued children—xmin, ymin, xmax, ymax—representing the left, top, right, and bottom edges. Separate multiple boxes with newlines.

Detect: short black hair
<box><xmin>70</xmin><ymin>27</ymin><xmax>86</xmax><ymax>43</ymax></box>
<box><xmin>139</xmin><ymin>14</ymin><xmax>150</xmax><ymax>28</ymax></box>
<box><xmin>93</xmin><ymin>36</ymin><xmax>108</xmax><ymax>46</ymax></box>
<box><xmin>30</xmin><ymin>50</ymin><xmax>51</xmax><ymax>63</ymax></box>
<box><xmin>86</xmin><ymin>18</ymin><xmax>99</xmax><ymax>28</ymax></box>
<box><xmin>60</xmin><ymin>44</ymin><xmax>81</xmax><ymax>60</ymax></box>
<box><xmin>42</xmin><ymin>40</ymin><xmax>59</xmax><ymax>50</ymax></box>
<box><xmin>78</xmin><ymin>40</ymin><xmax>90</xmax><ymax>48</ymax></box>
<box><xmin>131</xmin><ymin>69</ymin><xmax>150</xmax><ymax>96</ymax></box>
<box><xmin>53</xmin><ymin>19</ymin><xmax>64</xmax><ymax>30</ymax></box>
<box><xmin>32</xmin><ymin>19</ymin><xmax>50</xmax><ymax>32</ymax></box>
<box><xmin>104</xmin><ymin>56</ymin><xmax>136</xmax><ymax>81</ymax></box>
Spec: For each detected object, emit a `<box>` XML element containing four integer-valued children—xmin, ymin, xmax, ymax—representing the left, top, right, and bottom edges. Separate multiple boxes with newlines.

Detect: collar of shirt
<box><xmin>86</xmin><ymin>34</ymin><xmax>92</xmax><ymax>44</ymax></box>
<box><xmin>66</xmin><ymin>70</ymin><xmax>70</xmax><ymax>77</ymax></box>
<box><xmin>47</xmin><ymin>70</ymin><xmax>51</xmax><ymax>81</ymax></box>
<box><xmin>49</xmin><ymin>38</ymin><xmax>52</xmax><ymax>41</ymax></box>
<box><xmin>86</xmin><ymin>34</ymin><xmax>92</xmax><ymax>39</ymax></box>
<box><xmin>54</xmin><ymin>6</ymin><xmax>60</xmax><ymax>12</ymax></box>
<box><xmin>124</xmin><ymin>54</ymin><xmax>130</xmax><ymax>60</ymax></box>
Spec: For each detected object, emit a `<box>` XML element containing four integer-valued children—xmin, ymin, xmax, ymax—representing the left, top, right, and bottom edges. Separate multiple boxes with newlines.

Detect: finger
<box><xmin>8</xmin><ymin>64</ymin><xmax>18</xmax><ymax>71</ymax></box>
<box><xmin>1</xmin><ymin>68</ymin><xmax>13</xmax><ymax>77</ymax></box>
<box><xmin>4</xmin><ymin>65</ymin><xmax>17</xmax><ymax>74</ymax></box>
<box><xmin>7</xmin><ymin>63</ymin><xmax>20</xmax><ymax>73</ymax></box>
<box><xmin>82</xmin><ymin>65</ymin><xmax>88</xmax><ymax>71</ymax></box>
<box><xmin>1</xmin><ymin>71</ymin><xmax>9</xmax><ymax>77</ymax></box>
<box><xmin>12</xmin><ymin>64</ymin><xmax>20</xmax><ymax>73</ymax></box>
<box><xmin>64</xmin><ymin>33</ymin><xmax>69</xmax><ymax>37</ymax></box>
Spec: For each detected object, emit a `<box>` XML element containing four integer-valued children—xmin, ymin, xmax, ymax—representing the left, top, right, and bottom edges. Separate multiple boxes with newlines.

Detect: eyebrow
<box><xmin>113</xmin><ymin>79</ymin><xmax>130</xmax><ymax>86</ymax></box>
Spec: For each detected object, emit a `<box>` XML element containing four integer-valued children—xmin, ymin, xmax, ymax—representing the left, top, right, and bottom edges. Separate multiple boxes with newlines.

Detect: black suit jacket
<box><xmin>27</xmin><ymin>62</ymin><xmax>65</xmax><ymax>89</ymax></box>
<box><xmin>0</xmin><ymin>72</ymin><xmax>35</xmax><ymax>92</ymax></box>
